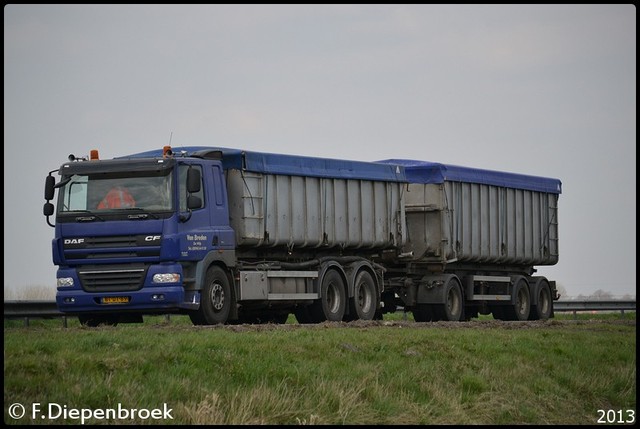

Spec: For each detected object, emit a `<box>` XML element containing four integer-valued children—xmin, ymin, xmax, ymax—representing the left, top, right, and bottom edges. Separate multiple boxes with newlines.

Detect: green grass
<box><xmin>4</xmin><ymin>313</ymin><xmax>636</xmax><ymax>425</ymax></box>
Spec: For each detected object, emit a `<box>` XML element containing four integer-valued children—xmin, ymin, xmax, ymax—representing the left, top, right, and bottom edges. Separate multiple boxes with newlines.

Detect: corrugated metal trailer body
<box><xmin>227</xmin><ymin>170</ymin><xmax>405</xmax><ymax>250</ymax></box>
<box><xmin>380</xmin><ymin>160</ymin><xmax>561</xmax><ymax>267</ymax></box>
<box><xmin>223</xmin><ymin>150</ymin><xmax>406</xmax><ymax>251</ymax></box>
<box><xmin>123</xmin><ymin>146</ymin><xmax>407</xmax><ymax>251</ymax></box>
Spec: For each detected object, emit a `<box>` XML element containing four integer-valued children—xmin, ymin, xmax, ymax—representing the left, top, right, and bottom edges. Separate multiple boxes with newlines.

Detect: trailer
<box><xmin>377</xmin><ymin>159</ymin><xmax>562</xmax><ymax>322</ymax></box>
<box><xmin>43</xmin><ymin>146</ymin><xmax>561</xmax><ymax>326</ymax></box>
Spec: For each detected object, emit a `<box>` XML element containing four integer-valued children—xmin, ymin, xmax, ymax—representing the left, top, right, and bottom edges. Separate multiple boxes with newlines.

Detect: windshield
<box><xmin>57</xmin><ymin>171</ymin><xmax>173</xmax><ymax>213</ymax></box>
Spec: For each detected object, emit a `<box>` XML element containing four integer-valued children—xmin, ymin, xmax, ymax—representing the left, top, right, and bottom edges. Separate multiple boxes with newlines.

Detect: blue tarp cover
<box><xmin>121</xmin><ymin>148</ymin><xmax>560</xmax><ymax>193</ymax></box>
<box><xmin>377</xmin><ymin>159</ymin><xmax>562</xmax><ymax>194</ymax></box>
<box><xmin>122</xmin><ymin>146</ymin><xmax>407</xmax><ymax>182</ymax></box>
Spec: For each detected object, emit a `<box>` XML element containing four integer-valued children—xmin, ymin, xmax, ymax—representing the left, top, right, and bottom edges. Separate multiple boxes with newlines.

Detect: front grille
<box><xmin>78</xmin><ymin>266</ymin><xmax>147</xmax><ymax>292</ymax></box>
<box><xmin>83</xmin><ymin>236</ymin><xmax>140</xmax><ymax>247</ymax></box>
<box><xmin>69</xmin><ymin>250</ymin><xmax>161</xmax><ymax>260</ymax></box>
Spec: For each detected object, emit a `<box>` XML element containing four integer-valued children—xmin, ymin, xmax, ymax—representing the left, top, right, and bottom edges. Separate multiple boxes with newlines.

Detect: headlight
<box><xmin>152</xmin><ymin>273</ymin><xmax>181</xmax><ymax>283</ymax></box>
<box><xmin>57</xmin><ymin>277</ymin><xmax>74</xmax><ymax>287</ymax></box>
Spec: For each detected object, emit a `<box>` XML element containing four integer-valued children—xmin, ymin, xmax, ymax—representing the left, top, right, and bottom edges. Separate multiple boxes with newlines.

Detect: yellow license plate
<box><xmin>102</xmin><ymin>296</ymin><xmax>130</xmax><ymax>304</ymax></box>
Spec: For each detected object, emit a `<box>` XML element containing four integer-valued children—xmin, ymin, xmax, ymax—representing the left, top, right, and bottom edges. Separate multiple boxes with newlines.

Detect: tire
<box><xmin>438</xmin><ymin>278</ymin><xmax>464</xmax><ymax>321</ymax></box>
<box><xmin>189</xmin><ymin>266</ymin><xmax>232</xmax><ymax>325</ymax></box>
<box><xmin>413</xmin><ymin>277</ymin><xmax>463</xmax><ymax>322</ymax></box>
<box><xmin>309</xmin><ymin>269</ymin><xmax>346</xmax><ymax>322</ymax></box>
<box><xmin>347</xmin><ymin>270</ymin><xmax>378</xmax><ymax>321</ymax></box>
<box><xmin>530</xmin><ymin>280</ymin><xmax>552</xmax><ymax>320</ymax></box>
<box><xmin>503</xmin><ymin>278</ymin><xmax>531</xmax><ymax>321</ymax></box>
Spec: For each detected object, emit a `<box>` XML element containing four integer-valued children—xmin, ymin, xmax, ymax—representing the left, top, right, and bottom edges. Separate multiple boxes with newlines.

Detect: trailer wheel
<box><xmin>504</xmin><ymin>278</ymin><xmax>531</xmax><ymax>321</ymax></box>
<box><xmin>309</xmin><ymin>269</ymin><xmax>346</xmax><ymax>322</ymax></box>
<box><xmin>348</xmin><ymin>270</ymin><xmax>378</xmax><ymax>321</ymax></box>
<box><xmin>530</xmin><ymin>280</ymin><xmax>552</xmax><ymax>320</ymax></box>
<box><xmin>189</xmin><ymin>266</ymin><xmax>232</xmax><ymax>325</ymax></box>
<box><xmin>439</xmin><ymin>278</ymin><xmax>464</xmax><ymax>321</ymax></box>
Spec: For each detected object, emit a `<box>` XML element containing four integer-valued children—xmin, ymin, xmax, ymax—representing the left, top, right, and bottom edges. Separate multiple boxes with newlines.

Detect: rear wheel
<box><xmin>530</xmin><ymin>279</ymin><xmax>552</xmax><ymax>320</ymax></box>
<box><xmin>413</xmin><ymin>277</ymin><xmax>463</xmax><ymax>322</ymax></box>
<box><xmin>437</xmin><ymin>278</ymin><xmax>464</xmax><ymax>321</ymax></box>
<box><xmin>503</xmin><ymin>278</ymin><xmax>531</xmax><ymax>321</ymax></box>
<box><xmin>347</xmin><ymin>270</ymin><xmax>378</xmax><ymax>321</ymax></box>
<box><xmin>309</xmin><ymin>269</ymin><xmax>346</xmax><ymax>322</ymax></box>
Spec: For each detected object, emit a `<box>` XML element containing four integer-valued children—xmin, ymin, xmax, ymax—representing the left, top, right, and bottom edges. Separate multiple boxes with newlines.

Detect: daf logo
<box><xmin>145</xmin><ymin>235</ymin><xmax>161</xmax><ymax>241</ymax></box>
<box><xmin>64</xmin><ymin>238</ymin><xmax>85</xmax><ymax>245</ymax></box>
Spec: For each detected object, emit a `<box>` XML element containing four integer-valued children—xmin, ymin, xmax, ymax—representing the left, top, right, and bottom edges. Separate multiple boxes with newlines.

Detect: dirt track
<box><xmin>193</xmin><ymin>318</ymin><xmax>636</xmax><ymax>332</ymax></box>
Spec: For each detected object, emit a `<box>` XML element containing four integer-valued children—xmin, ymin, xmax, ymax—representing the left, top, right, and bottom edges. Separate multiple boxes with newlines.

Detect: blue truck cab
<box><xmin>44</xmin><ymin>147</ymin><xmax>236</xmax><ymax>325</ymax></box>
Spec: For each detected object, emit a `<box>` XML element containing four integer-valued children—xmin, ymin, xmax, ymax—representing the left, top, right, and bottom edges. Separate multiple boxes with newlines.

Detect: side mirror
<box><xmin>45</xmin><ymin>175</ymin><xmax>56</xmax><ymax>201</ymax></box>
<box><xmin>43</xmin><ymin>202</ymin><xmax>54</xmax><ymax>216</ymax></box>
<box><xmin>43</xmin><ymin>202</ymin><xmax>55</xmax><ymax>227</ymax></box>
<box><xmin>180</xmin><ymin>166</ymin><xmax>202</xmax><ymax>223</ymax></box>
<box><xmin>187</xmin><ymin>195</ymin><xmax>202</xmax><ymax>210</ymax></box>
<box><xmin>187</xmin><ymin>167</ymin><xmax>201</xmax><ymax>193</ymax></box>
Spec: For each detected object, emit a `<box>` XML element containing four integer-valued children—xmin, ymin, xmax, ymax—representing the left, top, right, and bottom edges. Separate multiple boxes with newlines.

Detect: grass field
<box><xmin>4</xmin><ymin>313</ymin><xmax>636</xmax><ymax>425</ymax></box>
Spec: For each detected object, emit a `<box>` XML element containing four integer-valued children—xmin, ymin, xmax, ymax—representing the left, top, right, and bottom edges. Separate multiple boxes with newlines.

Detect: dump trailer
<box><xmin>376</xmin><ymin>159</ymin><xmax>562</xmax><ymax>322</ymax></box>
<box><xmin>43</xmin><ymin>146</ymin><xmax>561</xmax><ymax>326</ymax></box>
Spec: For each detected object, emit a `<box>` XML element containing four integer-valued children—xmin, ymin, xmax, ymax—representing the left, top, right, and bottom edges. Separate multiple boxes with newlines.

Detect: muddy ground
<box><xmin>192</xmin><ymin>318</ymin><xmax>636</xmax><ymax>332</ymax></box>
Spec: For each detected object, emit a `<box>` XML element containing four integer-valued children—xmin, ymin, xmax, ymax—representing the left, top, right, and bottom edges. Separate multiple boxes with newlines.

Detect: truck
<box><xmin>43</xmin><ymin>146</ymin><xmax>562</xmax><ymax>326</ymax></box>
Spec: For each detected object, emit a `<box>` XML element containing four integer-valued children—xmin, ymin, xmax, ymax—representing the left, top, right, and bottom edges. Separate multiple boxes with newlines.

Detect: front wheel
<box><xmin>189</xmin><ymin>266</ymin><xmax>232</xmax><ymax>325</ymax></box>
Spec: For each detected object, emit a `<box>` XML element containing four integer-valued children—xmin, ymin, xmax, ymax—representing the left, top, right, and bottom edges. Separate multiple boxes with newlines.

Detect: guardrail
<box><xmin>4</xmin><ymin>299</ymin><xmax>636</xmax><ymax>327</ymax></box>
<box><xmin>553</xmin><ymin>300</ymin><xmax>637</xmax><ymax>312</ymax></box>
<box><xmin>553</xmin><ymin>300</ymin><xmax>637</xmax><ymax>319</ymax></box>
<box><xmin>4</xmin><ymin>300</ymin><xmax>68</xmax><ymax>327</ymax></box>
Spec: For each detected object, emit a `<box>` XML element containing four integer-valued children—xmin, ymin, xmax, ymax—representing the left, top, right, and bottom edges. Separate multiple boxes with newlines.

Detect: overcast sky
<box><xmin>4</xmin><ymin>4</ymin><xmax>636</xmax><ymax>299</ymax></box>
